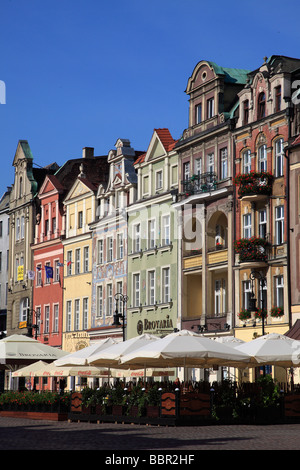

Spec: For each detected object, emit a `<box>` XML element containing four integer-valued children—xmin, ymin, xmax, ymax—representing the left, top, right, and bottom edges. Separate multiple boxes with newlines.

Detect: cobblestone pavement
<box><xmin>0</xmin><ymin>417</ymin><xmax>300</xmax><ymax>453</ymax></box>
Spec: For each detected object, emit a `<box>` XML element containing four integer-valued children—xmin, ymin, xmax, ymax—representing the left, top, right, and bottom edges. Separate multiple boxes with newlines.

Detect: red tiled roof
<box><xmin>134</xmin><ymin>129</ymin><xmax>177</xmax><ymax>166</ymax></box>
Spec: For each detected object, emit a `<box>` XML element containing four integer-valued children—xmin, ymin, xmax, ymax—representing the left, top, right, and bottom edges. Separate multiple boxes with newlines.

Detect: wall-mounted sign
<box><xmin>19</xmin><ymin>321</ymin><xmax>27</xmax><ymax>329</ymax></box>
<box><xmin>17</xmin><ymin>265</ymin><xmax>24</xmax><ymax>282</ymax></box>
<box><xmin>137</xmin><ymin>317</ymin><xmax>174</xmax><ymax>335</ymax></box>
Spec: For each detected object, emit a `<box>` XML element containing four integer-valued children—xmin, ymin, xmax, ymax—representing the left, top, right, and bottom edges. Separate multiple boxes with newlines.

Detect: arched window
<box><xmin>258</xmin><ymin>92</ymin><xmax>266</xmax><ymax>119</ymax></box>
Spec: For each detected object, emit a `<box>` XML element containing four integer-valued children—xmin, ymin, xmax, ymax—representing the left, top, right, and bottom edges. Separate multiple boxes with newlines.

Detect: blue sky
<box><xmin>1</xmin><ymin>0</ymin><xmax>300</xmax><ymax>194</ymax></box>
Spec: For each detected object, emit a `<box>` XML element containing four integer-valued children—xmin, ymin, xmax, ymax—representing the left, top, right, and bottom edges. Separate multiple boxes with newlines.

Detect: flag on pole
<box><xmin>45</xmin><ymin>266</ymin><xmax>53</xmax><ymax>279</ymax></box>
<box><xmin>57</xmin><ymin>262</ymin><xmax>64</xmax><ymax>267</ymax></box>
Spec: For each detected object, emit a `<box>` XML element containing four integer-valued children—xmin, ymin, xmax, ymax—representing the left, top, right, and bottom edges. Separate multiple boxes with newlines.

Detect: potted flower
<box><xmin>254</xmin><ymin>308</ymin><xmax>268</xmax><ymax>320</ymax></box>
<box><xmin>270</xmin><ymin>306</ymin><xmax>284</xmax><ymax>318</ymax></box>
<box><xmin>216</xmin><ymin>242</ymin><xmax>223</xmax><ymax>250</ymax></box>
<box><xmin>238</xmin><ymin>309</ymin><xmax>251</xmax><ymax>321</ymax></box>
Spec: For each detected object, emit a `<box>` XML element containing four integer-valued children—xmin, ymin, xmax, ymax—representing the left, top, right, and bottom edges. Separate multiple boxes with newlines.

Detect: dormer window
<box><xmin>258</xmin><ymin>92</ymin><xmax>266</xmax><ymax>119</ymax></box>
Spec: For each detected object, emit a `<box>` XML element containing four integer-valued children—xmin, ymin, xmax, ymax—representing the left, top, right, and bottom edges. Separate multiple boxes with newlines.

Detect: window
<box><xmin>275</xmin><ymin>138</ymin><xmax>284</xmax><ymax>177</ymax></box>
<box><xmin>66</xmin><ymin>301</ymin><xmax>72</xmax><ymax>332</ymax></box>
<box><xmin>243</xmin><ymin>213</ymin><xmax>252</xmax><ymax>238</ymax></box>
<box><xmin>243</xmin><ymin>99</ymin><xmax>249</xmax><ymax>125</ymax></box>
<box><xmin>259</xmin><ymin>209</ymin><xmax>267</xmax><ymax>239</ymax></box>
<box><xmin>74</xmin><ymin>299</ymin><xmax>80</xmax><ymax>330</ymax></box>
<box><xmin>36</xmin><ymin>306</ymin><xmax>41</xmax><ymax>335</ymax></box>
<box><xmin>214</xmin><ymin>279</ymin><xmax>226</xmax><ymax>315</ymax></box>
<box><xmin>143</xmin><ymin>176</ymin><xmax>149</xmax><ymax>195</ymax></box>
<box><xmin>67</xmin><ymin>251</ymin><xmax>72</xmax><ymax>276</ymax></box>
<box><xmin>45</xmin><ymin>262</ymin><xmax>51</xmax><ymax>284</ymax></box>
<box><xmin>53</xmin><ymin>304</ymin><xmax>59</xmax><ymax>333</ymax></box>
<box><xmin>243</xmin><ymin>281</ymin><xmax>252</xmax><ymax>311</ymax></box>
<box><xmin>243</xmin><ymin>149</ymin><xmax>251</xmax><ymax>174</ymax></box>
<box><xmin>116</xmin><ymin>281</ymin><xmax>123</xmax><ymax>315</ymax></box>
<box><xmin>98</xmin><ymin>240</ymin><xmax>104</xmax><ymax>264</ymax></box>
<box><xmin>107</xmin><ymin>284</ymin><xmax>113</xmax><ymax>316</ymax></box>
<box><xmin>275</xmin><ymin>205</ymin><xmax>284</xmax><ymax>245</ymax></box>
<box><xmin>258</xmin><ymin>92</ymin><xmax>266</xmax><ymax>119</ymax></box>
<box><xmin>19</xmin><ymin>297</ymin><xmax>29</xmax><ymax>323</ymax></box>
<box><xmin>275</xmin><ymin>85</ymin><xmax>281</xmax><ymax>112</ymax></box>
<box><xmin>194</xmin><ymin>158</ymin><xmax>202</xmax><ymax>176</ymax></box>
<box><xmin>275</xmin><ymin>275</ymin><xmax>284</xmax><ymax>307</ymax></box>
<box><xmin>44</xmin><ymin>305</ymin><xmax>50</xmax><ymax>334</ymax></box>
<box><xmin>133</xmin><ymin>274</ymin><xmax>140</xmax><ymax>307</ymax></box>
<box><xmin>171</xmin><ymin>165</ymin><xmax>178</xmax><ymax>185</ymax></box>
<box><xmin>207</xmin><ymin>153</ymin><xmax>214</xmax><ymax>173</ymax></box>
<box><xmin>97</xmin><ymin>285</ymin><xmax>103</xmax><ymax>317</ymax></box>
<box><xmin>16</xmin><ymin>218</ymin><xmax>20</xmax><ymax>241</ymax></box>
<box><xmin>148</xmin><ymin>270</ymin><xmax>155</xmax><ymax>305</ymax></box>
<box><xmin>54</xmin><ymin>260</ymin><xmax>60</xmax><ymax>282</ymax></box>
<box><xmin>207</xmin><ymin>97</ymin><xmax>214</xmax><ymax>119</ymax></box>
<box><xmin>83</xmin><ymin>298</ymin><xmax>88</xmax><ymax>330</ymax></box>
<box><xmin>162</xmin><ymin>267</ymin><xmax>170</xmax><ymax>303</ymax></box>
<box><xmin>52</xmin><ymin>217</ymin><xmax>56</xmax><ymax>234</ymax></box>
<box><xmin>21</xmin><ymin>216</ymin><xmax>24</xmax><ymax>239</ymax></box>
<box><xmin>162</xmin><ymin>215</ymin><xmax>170</xmax><ymax>245</ymax></box>
<box><xmin>75</xmin><ymin>248</ymin><xmax>81</xmax><ymax>274</ymax></box>
<box><xmin>117</xmin><ymin>233</ymin><xmax>124</xmax><ymax>259</ymax></box>
<box><xmin>148</xmin><ymin>219</ymin><xmax>155</xmax><ymax>249</ymax></box>
<box><xmin>183</xmin><ymin>162</ymin><xmax>190</xmax><ymax>181</ymax></box>
<box><xmin>78</xmin><ymin>211</ymin><xmax>83</xmax><ymax>229</ymax></box>
<box><xmin>107</xmin><ymin>237</ymin><xmax>113</xmax><ymax>262</ymax></box>
<box><xmin>220</xmin><ymin>148</ymin><xmax>228</xmax><ymax>179</ymax></box>
<box><xmin>84</xmin><ymin>246</ymin><xmax>89</xmax><ymax>272</ymax></box>
<box><xmin>195</xmin><ymin>103</ymin><xmax>202</xmax><ymax>124</ymax></box>
<box><xmin>133</xmin><ymin>223</ymin><xmax>141</xmax><ymax>252</ymax></box>
<box><xmin>258</xmin><ymin>145</ymin><xmax>267</xmax><ymax>172</ymax></box>
<box><xmin>156</xmin><ymin>170</ymin><xmax>163</xmax><ymax>190</ymax></box>
<box><xmin>36</xmin><ymin>264</ymin><xmax>42</xmax><ymax>286</ymax></box>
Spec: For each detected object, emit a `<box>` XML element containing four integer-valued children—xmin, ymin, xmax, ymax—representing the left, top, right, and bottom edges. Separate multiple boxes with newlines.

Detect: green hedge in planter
<box><xmin>0</xmin><ymin>391</ymin><xmax>70</xmax><ymax>411</ymax></box>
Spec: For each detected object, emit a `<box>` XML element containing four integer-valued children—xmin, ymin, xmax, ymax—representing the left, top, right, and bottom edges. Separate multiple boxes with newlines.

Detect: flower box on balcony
<box><xmin>238</xmin><ymin>309</ymin><xmax>252</xmax><ymax>321</ymax></box>
<box><xmin>234</xmin><ymin>171</ymin><xmax>273</xmax><ymax>199</ymax></box>
<box><xmin>234</xmin><ymin>236</ymin><xmax>269</xmax><ymax>263</ymax></box>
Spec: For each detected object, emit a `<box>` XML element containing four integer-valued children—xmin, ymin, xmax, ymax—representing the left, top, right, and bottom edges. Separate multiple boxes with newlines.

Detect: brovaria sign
<box><xmin>137</xmin><ymin>317</ymin><xmax>174</xmax><ymax>335</ymax></box>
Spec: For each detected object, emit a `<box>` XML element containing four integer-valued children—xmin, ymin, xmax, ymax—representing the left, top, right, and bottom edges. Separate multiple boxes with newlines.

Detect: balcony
<box><xmin>181</xmin><ymin>172</ymin><xmax>218</xmax><ymax>197</ymax></box>
<box><xmin>234</xmin><ymin>236</ymin><xmax>270</xmax><ymax>268</ymax></box>
<box><xmin>234</xmin><ymin>171</ymin><xmax>273</xmax><ymax>201</ymax></box>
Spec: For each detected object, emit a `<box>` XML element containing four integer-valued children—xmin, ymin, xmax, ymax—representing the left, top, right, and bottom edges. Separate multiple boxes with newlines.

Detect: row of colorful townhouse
<box><xmin>2</xmin><ymin>55</ymin><xmax>300</xmax><ymax>384</ymax></box>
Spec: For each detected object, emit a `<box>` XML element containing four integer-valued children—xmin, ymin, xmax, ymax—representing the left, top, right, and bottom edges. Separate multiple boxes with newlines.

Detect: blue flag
<box><xmin>45</xmin><ymin>266</ymin><xmax>53</xmax><ymax>279</ymax></box>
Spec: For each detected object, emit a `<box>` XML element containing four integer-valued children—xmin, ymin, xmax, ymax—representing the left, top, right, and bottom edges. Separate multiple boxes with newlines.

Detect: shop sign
<box><xmin>137</xmin><ymin>317</ymin><xmax>174</xmax><ymax>335</ymax></box>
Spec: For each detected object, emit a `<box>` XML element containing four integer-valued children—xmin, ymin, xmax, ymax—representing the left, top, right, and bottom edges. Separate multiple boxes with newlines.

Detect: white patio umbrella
<box><xmin>119</xmin><ymin>330</ymin><xmax>251</xmax><ymax>370</ymax></box>
<box><xmin>33</xmin><ymin>362</ymin><xmax>109</xmax><ymax>378</ymax></box>
<box><xmin>87</xmin><ymin>333</ymin><xmax>159</xmax><ymax>368</ymax></box>
<box><xmin>12</xmin><ymin>360</ymin><xmax>49</xmax><ymax>377</ymax></box>
<box><xmin>0</xmin><ymin>334</ymin><xmax>68</xmax><ymax>367</ymax></box>
<box><xmin>54</xmin><ymin>337</ymin><xmax>117</xmax><ymax>366</ymax></box>
<box><xmin>212</xmin><ymin>336</ymin><xmax>245</xmax><ymax>347</ymax></box>
<box><xmin>235</xmin><ymin>333</ymin><xmax>300</xmax><ymax>368</ymax></box>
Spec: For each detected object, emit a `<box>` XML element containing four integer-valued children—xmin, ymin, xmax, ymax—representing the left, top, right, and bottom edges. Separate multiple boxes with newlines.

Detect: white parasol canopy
<box><xmin>0</xmin><ymin>334</ymin><xmax>68</xmax><ymax>366</ymax></box>
<box><xmin>12</xmin><ymin>360</ymin><xmax>49</xmax><ymax>377</ymax></box>
<box><xmin>119</xmin><ymin>330</ymin><xmax>251</xmax><ymax>369</ymax></box>
<box><xmin>32</xmin><ymin>362</ymin><xmax>109</xmax><ymax>377</ymax></box>
<box><xmin>235</xmin><ymin>333</ymin><xmax>300</xmax><ymax>368</ymax></box>
<box><xmin>88</xmin><ymin>333</ymin><xmax>159</xmax><ymax>368</ymax></box>
<box><xmin>54</xmin><ymin>337</ymin><xmax>117</xmax><ymax>366</ymax></box>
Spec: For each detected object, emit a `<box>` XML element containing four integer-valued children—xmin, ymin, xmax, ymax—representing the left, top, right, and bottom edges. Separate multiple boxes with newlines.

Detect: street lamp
<box><xmin>113</xmin><ymin>293</ymin><xmax>128</xmax><ymax>342</ymax></box>
<box><xmin>26</xmin><ymin>309</ymin><xmax>40</xmax><ymax>339</ymax></box>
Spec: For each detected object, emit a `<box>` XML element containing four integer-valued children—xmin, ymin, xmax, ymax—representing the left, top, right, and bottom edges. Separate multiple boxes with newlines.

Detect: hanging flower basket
<box><xmin>270</xmin><ymin>306</ymin><xmax>284</xmax><ymax>318</ymax></box>
<box><xmin>238</xmin><ymin>309</ymin><xmax>251</xmax><ymax>321</ymax></box>
<box><xmin>254</xmin><ymin>308</ymin><xmax>268</xmax><ymax>320</ymax></box>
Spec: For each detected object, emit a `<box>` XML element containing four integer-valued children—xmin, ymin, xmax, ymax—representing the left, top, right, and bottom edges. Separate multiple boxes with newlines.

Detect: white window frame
<box><xmin>243</xmin><ymin>213</ymin><xmax>252</xmax><ymax>239</ymax></box>
<box><xmin>107</xmin><ymin>237</ymin><xmax>113</xmax><ymax>262</ymax></box>
<box><xmin>44</xmin><ymin>305</ymin><xmax>50</xmax><ymax>334</ymax></box>
<box><xmin>133</xmin><ymin>273</ymin><xmax>140</xmax><ymax>307</ymax></box>
<box><xmin>243</xmin><ymin>281</ymin><xmax>252</xmax><ymax>311</ymax></box>
<box><xmin>74</xmin><ymin>299</ymin><xmax>80</xmax><ymax>331</ymax></box>
<box><xmin>75</xmin><ymin>248</ymin><xmax>81</xmax><ymax>274</ymax></box>
<box><xmin>83</xmin><ymin>297</ymin><xmax>88</xmax><ymax>330</ymax></box>
<box><xmin>195</xmin><ymin>103</ymin><xmax>202</xmax><ymax>124</ymax></box>
<box><xmin>183</xmin><ymin>162</ymin><xmax>190</xmax><ymax>181</ymax></box>
<box><xmin>83</xmin><ymin>246</ymin><xmax>89</xmax><ymax>273</ymax></box>
<box><xmin>53</xmin><ymin>304</ymin><xmax>59</xmax><ymax>333</ymax></box>
<box><xmin>107</xmin><ymin>284</ymin><xmax>113</xmax><ymax>316</ymax></box>
<box><xmin>207</xmin><ymin>97</ymin><xmax>214</xmax><ymax>119</ymax></box>
<box><xmin>148</xmin><ymin>270</ymin><xmax>155</xmax><ymax>305</ymax></box>
<box><xmin>162</xmin><ymin>267</ymin><xmax>170</xmax><ymax>303</ymax></box>
<box><xmin>133</xmin><ymin>223</ymin><xmax>141</xmax><ymax>252</ymax></box>
<box><xmin>243</xmin><ymin>149</ymin><xmax>251</xmax><ymax>174</ymax></box>
<box><xmin>66</xmin><ymin>300</ymin><xmax>72</xmax><ymax>332</ymax></box>
<box><xmin>258</xmin><ymin>144</ymin><xmax>267</xmax><ymax>172</ymax></box>
<box><xmin>19</xmin><ymin>297</ymin><xmax>29</xmax><ymax>323</ymax></box>
<box><xmin>97</xmin><ymin>285</ymin><xmax>103</xmax><ymax>317</ymax></box>
<box><xmin>117</xmin><ymin>233</ymin><xmax>124</xmax><ymax>259</ymax></box>
<box><xmin>275</xmin><ymin>205</ymin><xmax>284</xmax><ymax>245</ymax></box>
<box><xmin>259</xmin><ymin>209</ymin><xmax>267</xmax><ymax>239</ymax></box>
<box><xmin>275</xmin><ymin>138</ymin><xmax>284</xmax><ymax>177</ymax></box>
<box><xmin>67</xmin><ymin>251</ymin><xmax>72</xmax><ymax>276</ymax></box>
<box><xmin>116</xmin><ymin>281</ymin><xmax>123</xmax><ymax>315</ymax></box>
<box><xmin>155</xmin><ymin>170</ymin><xmax>163</xmax><ymax>190</ymax></box>
<box><xmin>98</xmin><ymin>239</ymin><xmax>104</xmax><ymax>264</ymax></box>
<box><xmin>275</xmin><ymin>275</ymin><xmax>284</xmax><ymax>308</ymax></box>
<box><xmin>148</xmin><ymin>219</ymin><xmax>156</xmax><ymax>249</ymax></box>
<box><xmin>207</xmin><ymin>153</ymin><xmax>214</xmax><ymax>173</ymax></box>
<box><xmin>162</xmin><ymin>214</ymin><xmax>170</xmax><ymax>246</ymax></box>
<box><xmin>220</xmin><ymin>148</ymin><xmax>228</xmax><ymax>179</ymax></box>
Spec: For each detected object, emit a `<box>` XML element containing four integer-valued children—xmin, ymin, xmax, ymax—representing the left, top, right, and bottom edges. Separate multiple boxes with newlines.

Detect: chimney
<box><xmin>82</xmin><ymin>147</ymin><xmax>94</xmax><ymax>158</ymax></box>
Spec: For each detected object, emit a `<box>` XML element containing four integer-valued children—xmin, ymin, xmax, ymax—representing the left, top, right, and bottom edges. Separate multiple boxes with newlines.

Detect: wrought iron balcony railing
<box><xmin>181</xmin><ymin>172</ymin><xmax>218</xmax><ymax>196</ymax></box>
